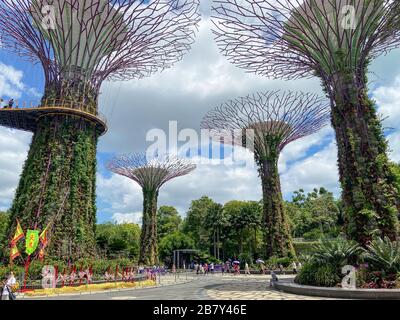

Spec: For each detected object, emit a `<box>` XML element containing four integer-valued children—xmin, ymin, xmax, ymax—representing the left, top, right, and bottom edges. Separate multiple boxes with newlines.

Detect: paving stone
<box><xmin>22</xmin><ymin>274</ymin><xmax>332</xmax><ymax>300</ymax></box>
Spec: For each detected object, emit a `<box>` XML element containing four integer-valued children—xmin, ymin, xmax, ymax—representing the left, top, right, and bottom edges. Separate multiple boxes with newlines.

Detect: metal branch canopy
<box><xmin>107</xmin><ymin>153</ymin><xmax>197</xmax><ymax>191</ymax></box>
<box><xmin>212</xmin><ymin>0</ymin><xmax>400</xmax><ymax>81</ymax></box>
<box><xmin>201</xmin><ymin>90</ymin><xmax>330</xmax><ymax>160</ymax></box>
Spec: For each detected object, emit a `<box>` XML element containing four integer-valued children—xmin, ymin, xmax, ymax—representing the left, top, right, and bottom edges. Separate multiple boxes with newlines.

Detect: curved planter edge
<box><xmin>272</xmin><ymin>279</ymin><xmax>400</xmax><ymax>300</ymax></box>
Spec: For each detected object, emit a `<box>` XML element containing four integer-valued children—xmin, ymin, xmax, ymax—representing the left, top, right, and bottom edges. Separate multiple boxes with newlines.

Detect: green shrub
<box><xmin>313</xmin><ymin>238</ymin><xmax>362</xmax><ymax>268</ymax></box>
<box><xmin>27</xmin><ymin>261</ymin><xmax>46</xmax><ymax>279</ymax></box>
<box><xmin>267</xmin><ymin>256</ymin><xmax>293</xmax><ymax>268</ymax></box>
<box><xmin>238</xmin><ymin>252</ymin><xmax>252</xmax><ymax>267</ymax></box>
<box><xmin>293</xmin><ymin>242</ymin><xmax>318</xmax><ymax>255</ymax></box>
<box><xmin>0</xmin><ymin>265</ymin><xmax>24</xmax><ymax>280</ymax></box>
<box><xmin>303</xmin><ymin>229</ymin><xmax>324</xmax><ymax>241</ymax></box>
<box><xmin>298</xmin><ymin>253</ymin><xmax>314</xmax><ymax>265</ymax></box>
<box><xmin>364</xmin><ymin>237</ymin><xmax>400</xmax><ymax>274</ymax></box>
<box><xmin>295</xmin><ymin>262</ymin><xmax>340</xmax><ymax>287</ymax></box>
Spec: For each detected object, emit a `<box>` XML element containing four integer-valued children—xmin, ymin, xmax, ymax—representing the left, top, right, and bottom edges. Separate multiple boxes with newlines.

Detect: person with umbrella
<box><xmin>256</xmin><ymin>258</ymin><xmax>266</xmax><ymax>275</ymax></box>
<box><xmin>232</xmin><ymin>260</ymin><xmax>240</xmax><ymax>275</ymax></box>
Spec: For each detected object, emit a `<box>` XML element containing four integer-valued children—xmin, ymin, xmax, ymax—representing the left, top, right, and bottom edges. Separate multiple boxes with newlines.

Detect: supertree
<box><xmin>201</xmin><ymin>90</ymin><xmax>330</xmax><ymax>258</ymax></box>
<box><xmin>211</xmin><ymin>0</ymin><xmax>400</xmax><ymax>245</ymax></box>
<box><xmin>0</xmin><ymin>0</ymin><xmax>200</xmax><ymax>260</ymax></box>
<box><xmin>107</xmin><ymin>153</ymin><xmax>196</xmax><ymax>265</ymax></box>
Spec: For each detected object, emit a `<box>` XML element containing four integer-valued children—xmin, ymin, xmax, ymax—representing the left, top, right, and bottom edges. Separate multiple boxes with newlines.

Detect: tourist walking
<box><xmin>210</xmin><ymin>262</ymin><xmax>214</xmax><ymax>274</ymax></box>
<box><xmin>244</xmin><ymin>262</ymin><xmax>251</xmax><ymax>275</ymax></box>
<box><xmin>279</xmin><ymin>264</ymin><xmax>284</xmax><ymax>274</ymax></box>
<box><xmin>233</xmin><ymin>260</ymin><xmax>240</xmax><ymax>275</ymax></box>
<box><xmin>1</xmin><ymin>272</ymin><xmax>17</xmax><ymax>300</ymax></box>
<box><xmin>297</xmin><ymin>262</ymin><xmax>302</xmax><ymax>271</ymax></box>
<box><xmin>225</xmin><ymin>260</ymin><xmax>230</xmax><ymax>273</ymax></box>
<box><xmin>292</xmin><ymin>261</ymin><xmax>298</xmax><ymax>274</ymax></box>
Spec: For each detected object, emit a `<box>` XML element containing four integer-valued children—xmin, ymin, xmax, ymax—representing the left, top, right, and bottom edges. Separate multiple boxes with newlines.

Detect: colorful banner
<box><xmin>10</xmin><ymin>244</ymin><xmax>20</xmax><ymax>261</ymax></box>
<box><xmin>25</xmin><ymin>230</ymin><xmax>39</xmax><ymax>255</ymax></box>
<box><xmin>11</xmin><ymin>219</ymin><xmax>24</xmax><ymax>245</ymax></box>
<box><xmin>38</xmin><ymin>247</ymin><xmax>45</xmax><ymax>261</ymax></box>
<box><xmin>39</xmin><ymin>224</ymin><xmax>49</xmax><ymax>247</ymax></box>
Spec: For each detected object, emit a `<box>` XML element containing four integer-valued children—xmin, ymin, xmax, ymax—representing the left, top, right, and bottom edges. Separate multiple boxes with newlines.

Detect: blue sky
<box><xmin>0</xmin><ymin>1</ymin><xmax>400</xmax><ymax>225</ymax></box>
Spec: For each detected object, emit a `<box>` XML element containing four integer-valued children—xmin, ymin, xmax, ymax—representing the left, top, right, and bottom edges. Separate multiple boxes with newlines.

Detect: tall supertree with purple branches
<box><xmin>0</xmin><ymin>0</ymin><xmax>200</xmax><ymax>260</ymax></box>
<box><xmin>202</xmin><ymin>91</ymin><xmax>330</xmax><ymax>258</ymax></box>
<box><xmin>107</xmin><ymin>153</ymin><xmax>196</xmax><ymax>265</ymax></box>
<box><xmin>211</xmin><ymin>0</ymin><xmax>400</xmax><ymax>246</ymax></box>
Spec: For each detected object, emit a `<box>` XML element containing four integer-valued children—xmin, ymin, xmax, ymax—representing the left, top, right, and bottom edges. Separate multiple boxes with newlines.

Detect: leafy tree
<box><xmin>157</xmin><ymin>206</ymin><xmax>182</xmax><ymax>241</ymax></box>
<box><xmin>225</xmin><ymin>201</ymin><xmax>262</xmax><ymax>256</ymax></box>
<box><xmin>390</xmin><ymin>162</ymin><xmax>400</xmax><ymax>199</ymax></box>
<box><xmin>182</xmin><ymin>196</ymin><xmax>217</xmax><ymax>251</ymax></box>
<box><xmin>0</xmin><ymin>211</ymin><xmax>9</xmax><ymax>256</ymax></box>
<box><xmin>204</xmin><ymin>203</ymin><xmax>227</xmax><ymax>260</ymax></box>
<box><xmin>286</xmin><ymin>188</ymin><xmax>342</xmax><ymax>240</ymax></box>
<box><xmin>242</xmin><ymin>201</ymin><xmax>262</xmax><ymax>254</ymax></box>
<box><xmin>96</xmin><ymin>223</ymin><xmax>140</xmax><ymax>260</ymax></box>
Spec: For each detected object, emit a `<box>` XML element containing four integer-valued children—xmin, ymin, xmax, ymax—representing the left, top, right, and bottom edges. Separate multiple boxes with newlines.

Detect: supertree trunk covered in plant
<box><xmin>139</xmin><ymin>189</ymin><xmax>159</xmax><ymax>265</ymax></box>
<box><xmin>7</xmin><ymin>115</ymin><xmax>98</xmax><ymax>259</ymax></box>
<box><xmin>108</xmin><ymin>153</ymin><xmax>196</xmax><ymax>265</ymax></box>
<box><xmin>202</xmin><ymin>91</ymin><xmax>330</xmax><ymax>258</ymax></box>
<box><xmin>211</xmin><ymin>0</ymin><xmax>400</xmax><ymax>244</ymax></box>
<box><xmin>328</xmin><ymin>73</ymin><xmax>399</xmax><ymax>245</ymax></box>
<box><xmin>260</xmin><ymin>157</ymin><xmax>295</xmax><ymax>258</ymax></box>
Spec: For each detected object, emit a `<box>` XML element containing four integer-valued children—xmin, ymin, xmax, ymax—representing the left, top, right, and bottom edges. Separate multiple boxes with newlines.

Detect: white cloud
<box><xmin>373</xmin><ymin>76</ymin><xmax>400</xmax><ymax>131</ymax></box>
<box><xmin>0</xmin><ymin>127</ymin><xmax>31</xmax><ymax>211</ymax></box>
<box><xmin>281</xmin><ymin>141</ymin><xmax>340</xmax><ymax>197</ymax></box>
<box><xmin>112</xmin><ymin>212</ymin><xmax>142</xmax><ymax>225</ymax></box>
<box><xmin>372</xmin><ymin>76</ymin><xmax>400</xmax><ymax>163</ymax></box>
<box><xmin>0</xmin><ymin>62</ymin><xmax>34</xmax><ymax>210</ymax></box>
<box><xmin>97</xmin><ymin>18</ymin><xmax>322</xmax><ymax>154</ymax></box>
<box><xmin>0</xmin><ymin>62</ymin><xmax>41</xmax><ymax>100</ymax></box>
<box><xmin>0</xmin><ymin>63</ymin><xmax>24</xmax><ymax>99</ymax></box>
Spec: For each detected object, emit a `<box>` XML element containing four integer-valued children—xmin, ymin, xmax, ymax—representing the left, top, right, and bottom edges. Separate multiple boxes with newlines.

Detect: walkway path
<box><xmin>22</xmin><ymin>274</ymin><xmax>332</xmax><ymax>300</ymax></box>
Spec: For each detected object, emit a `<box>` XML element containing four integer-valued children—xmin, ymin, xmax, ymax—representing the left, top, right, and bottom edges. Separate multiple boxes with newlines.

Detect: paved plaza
<box><xmin>22</xmin><ymin>274</ymin><xmax>332</xmax><ymax>300</ymax></box>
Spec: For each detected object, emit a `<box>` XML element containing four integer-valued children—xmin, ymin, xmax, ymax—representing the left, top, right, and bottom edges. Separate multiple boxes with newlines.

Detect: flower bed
<box><xmin>23</xmin><ymin>279</ymin><xmax>156</xmax><ymax>297</ymax></box>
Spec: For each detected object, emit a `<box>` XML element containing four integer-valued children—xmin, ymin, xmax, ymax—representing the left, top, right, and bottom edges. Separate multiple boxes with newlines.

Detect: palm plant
<box><xmin>312</xmin><ymin>239</ymin><xmax>362</xmax><ymax>268</ymax></box>
<box><xmin>298</xmin><ymin>253</ymin><xmax>314</xmax><ymax>265</ymax></box>
<box><xmin>364</xmin><ymin>237</ymin><xmax>400</xmax><ymax>274</ymax></box>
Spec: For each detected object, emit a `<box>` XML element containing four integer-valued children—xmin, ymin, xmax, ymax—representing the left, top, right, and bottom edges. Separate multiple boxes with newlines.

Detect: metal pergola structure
<box><xmin>173</xmin><ymin>249</ymin><xmax>199</xmax><ymax>269</ymax></box>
